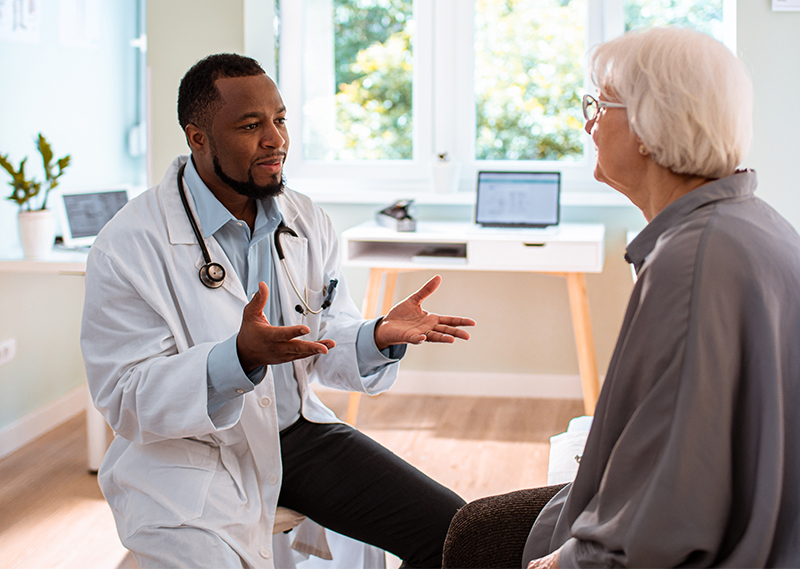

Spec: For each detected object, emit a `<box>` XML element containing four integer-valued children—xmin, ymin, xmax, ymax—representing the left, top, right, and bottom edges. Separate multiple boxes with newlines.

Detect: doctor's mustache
<box><xmin>253</xmin><ymin>152</ymin><xmax>287</xmax><ymax>165</ymax></box>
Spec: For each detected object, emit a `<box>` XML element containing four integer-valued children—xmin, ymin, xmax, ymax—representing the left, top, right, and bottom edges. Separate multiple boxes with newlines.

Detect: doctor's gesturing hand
<box><xmin>237</xmin><ymin>281</ymin><xmax>336</xmax><ymax>374</ymax></box>
<box><xmin>374</xmin><ymin>275</ymin><xmax>476</xmax><ymax>351</ymax></box>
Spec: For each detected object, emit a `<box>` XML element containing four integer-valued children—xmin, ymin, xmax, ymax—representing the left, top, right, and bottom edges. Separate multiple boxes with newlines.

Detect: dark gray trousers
<box><xmin>278</xmin><ymin>416</ymin><xmax>466</xmax><ymax>568</ymax></box>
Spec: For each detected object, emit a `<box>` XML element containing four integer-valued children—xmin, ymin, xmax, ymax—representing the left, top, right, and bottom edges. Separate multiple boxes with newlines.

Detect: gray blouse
<box><xmin>524</xmin><ymin>171</ymin><xmax>800</xmax><ymax>568</ymax></box>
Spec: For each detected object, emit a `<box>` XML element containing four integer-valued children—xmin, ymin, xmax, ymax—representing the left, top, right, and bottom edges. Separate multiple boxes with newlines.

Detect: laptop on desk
<box><xmin>54</xmin><ymin>186</ymin><xmax>130</xmax><ymax>248</ymax></box>
<box><xmin>475</xmin><ymin>171</ymin><xmax>560</xmax><ymax>228</ymax></box>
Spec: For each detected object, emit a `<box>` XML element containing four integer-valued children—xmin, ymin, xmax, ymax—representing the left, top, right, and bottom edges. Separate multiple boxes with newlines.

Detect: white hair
<box><xmin>590</xmin><ymin>27</ymin><xmax>753</xmax><ymax>179</ymax></box>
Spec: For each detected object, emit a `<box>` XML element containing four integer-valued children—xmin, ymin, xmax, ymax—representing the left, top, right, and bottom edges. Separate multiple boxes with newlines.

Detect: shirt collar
<box><xmin>182</xmin><ymin>157</ymin><xmax>282</xmax><ymax>238</ymax></box>
<box><xmin>625</xmin><ymin>170</ymin><xmax>758</xmax><ymax>272</ymax></box>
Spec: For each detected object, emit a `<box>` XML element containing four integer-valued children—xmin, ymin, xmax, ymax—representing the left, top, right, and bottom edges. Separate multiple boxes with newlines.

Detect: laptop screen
<box><xmin>475</xmin><ymin>171</ymin><xmax>560</xmax><ymax>228</ymax></box>
<box><xmin>57</xmin><ymin>187</ymin><xmax>129</xmax><ymax>247</ymax></box>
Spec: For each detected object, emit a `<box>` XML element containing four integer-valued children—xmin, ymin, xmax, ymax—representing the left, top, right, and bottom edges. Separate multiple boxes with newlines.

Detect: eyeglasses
<box><xmin>582</xmin><ymin>94</ymin><xmax>627</xmax><ymax>121</ymax></box>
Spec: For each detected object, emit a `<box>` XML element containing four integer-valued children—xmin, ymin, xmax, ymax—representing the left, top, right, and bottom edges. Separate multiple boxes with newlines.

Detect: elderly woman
<box><xmin>443</xmin><ymin>27</ymin><xmax>800</xmax><ymax>569</ymax></box>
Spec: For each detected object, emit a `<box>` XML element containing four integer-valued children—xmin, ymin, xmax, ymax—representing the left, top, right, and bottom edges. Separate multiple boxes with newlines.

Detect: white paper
<box><xmin>773</xmin><ymin>0</ymin><xmax>800</xmax><ymax>11</ymax></box>
<box><xmin>547</xmin><ymin>430</ymin><xmax>590</xmax><ymax>485</ymax></box>
<box><xmin>0</xmin><ymin>0</ymin><xmax>41</xmax><ymax>44</ymax></box>
<box><xmin>58</xmin><ymin>0</ymin><xmax>99</xmax><ymax>47</ymax></box>
<box><xmin>547</xmin><ymin>415</ymin><xmax>593</xmax><ymax>485</ymax></box>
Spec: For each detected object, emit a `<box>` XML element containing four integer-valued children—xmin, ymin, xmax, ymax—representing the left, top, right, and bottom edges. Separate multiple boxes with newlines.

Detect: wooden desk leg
<box><xmin>381</xmin><ymin>270</ymin><xmax>399</xmax><ymax>315</ymax></box>
<box><xmin>345</xmin><ymin>268</ymin><xmax>398</xmax><ymax>425</ymax></box>
<box><xmin>565</xmin><ymin>272</ymin><xmax>601</xmax><ymax>416</ymax></box>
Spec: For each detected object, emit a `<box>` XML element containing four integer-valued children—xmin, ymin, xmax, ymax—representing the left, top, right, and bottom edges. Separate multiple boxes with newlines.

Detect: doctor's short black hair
<box><xmin>178</xmin><ymin>53</ymin><xmax>266</xmax><ymax>132</ymax></box>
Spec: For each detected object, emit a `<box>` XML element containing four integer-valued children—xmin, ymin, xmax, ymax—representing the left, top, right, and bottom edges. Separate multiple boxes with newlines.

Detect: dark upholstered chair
<box><xmin>442</xmin><ymin>484</ymin><xmax>567</xmax><ymax>569</ymax></box>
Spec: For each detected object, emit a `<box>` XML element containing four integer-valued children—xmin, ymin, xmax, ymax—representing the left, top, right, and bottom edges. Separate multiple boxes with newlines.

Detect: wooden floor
<box><xmin>0</xmin><ymin>392</ymin><xmax>582</xmax><ymax>569</ymax></box>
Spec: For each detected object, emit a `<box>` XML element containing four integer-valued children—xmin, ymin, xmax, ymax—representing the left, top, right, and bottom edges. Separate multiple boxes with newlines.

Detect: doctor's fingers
<box><xmin>431</xmin><ymin>324</ymin><xmax>472</xmax><ymax>341</ymax></box>
<box><xmin>405</xmin><ymin>275</ymin><xmax>442</xmax><ymax>305</ymax></box>
<box><xmin>422</xmin><ymin>325</ymin><xmax>470</xmax><ymax>343</ymax></box>
<box><xmin>243</xmin><ymin>282</ymin><xmax>271</xmax><ymax>316</ymax></box>
<box><xmin>268</xmin><ymin>339</ymin><xmax>335</xmax><ymax>362</ymax></box>
<box><xmin>269</xmin><ymin>323</ymin><xmax>314</xmax><ymax>341</ymax></box>
<box><xmin>436</xmin><ymin>315</ymin><xmax>477</xmax><ymax>328</ymax></box>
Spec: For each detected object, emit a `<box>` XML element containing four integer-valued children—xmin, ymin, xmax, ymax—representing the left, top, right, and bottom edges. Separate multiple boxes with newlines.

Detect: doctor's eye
<box><xmin>275</xmin><ymin>117</ymin><xmax>287</xmax><ymax>126</ymax></box>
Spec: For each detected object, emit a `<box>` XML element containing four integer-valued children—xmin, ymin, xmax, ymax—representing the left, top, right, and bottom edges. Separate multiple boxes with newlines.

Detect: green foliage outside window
<box><xmin>475</xmin><ymin>0</ymin><xmax>586</xmax><ymax>161</ymax></box>
<box><xmin>331</xmin><ymin>0</ymin><xmax>413</xmax><ymax>160</ymax></box>
<box><xmin>323</xmin><ymin>0</ymin><xmax>722</xmax><ymax>163</ymax></box>
<box><xmin>624</xmin><ymin>0</ymin><xmax>723</xmax><ymax>39</ymax></box>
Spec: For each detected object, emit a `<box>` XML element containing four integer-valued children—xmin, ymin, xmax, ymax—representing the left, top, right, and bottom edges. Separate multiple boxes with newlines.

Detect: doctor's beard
<box><xmin>212</xmin><ymin>154</ymin><xmax>286</xmax><ymax>200</ymax></box>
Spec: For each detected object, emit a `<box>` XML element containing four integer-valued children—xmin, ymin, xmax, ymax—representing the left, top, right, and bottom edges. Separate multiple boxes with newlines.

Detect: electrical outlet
<box><xmin>0</xmin><ymin>338</ymin><xmax>16</xmax><ymax>367</ymax></box>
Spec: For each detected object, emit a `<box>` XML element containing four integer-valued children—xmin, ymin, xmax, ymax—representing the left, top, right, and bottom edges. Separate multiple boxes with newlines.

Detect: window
<box><xmin>474</xmin><ymin>0</ymin><xmax>587</xmax><ymax>162</ymax></box>
<box><xmin>303</xmin><ymin>0</ymin><xmax>414</xmax><ymax>161</ymax></box>
<box><xmin>275</xmin><ymin>0</ymin><xmax>734</xmax><ymax>193</ymax></box>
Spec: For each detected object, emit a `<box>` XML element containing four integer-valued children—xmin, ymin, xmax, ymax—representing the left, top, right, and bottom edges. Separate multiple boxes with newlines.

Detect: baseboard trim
<box><xmin>316</xmin><ymin>371</ymin><xmax>585</xmax><ymax>399</ymax></box>
<box><xmin>0</xmin><ymin>385</ymin><xmax>87</xmax><ymax>460</ymax></box>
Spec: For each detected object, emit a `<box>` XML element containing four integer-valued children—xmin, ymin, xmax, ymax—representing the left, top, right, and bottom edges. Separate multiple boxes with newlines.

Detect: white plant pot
<box><xmin>18</xmin><ymin>209</ymin><xmax>57</xmax><ymax>260</ymax></box>
<box><xmin>432</xmin><ymin>161</ymin><xmax>461</xmax><ymax>193</ymax></box>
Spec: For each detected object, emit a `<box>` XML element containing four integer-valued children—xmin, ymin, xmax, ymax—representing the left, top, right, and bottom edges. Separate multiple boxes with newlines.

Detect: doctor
<box><xmin>81</xmin><ymin>53</ymin><xmax>475</xmax><ymax>569</ymax></box>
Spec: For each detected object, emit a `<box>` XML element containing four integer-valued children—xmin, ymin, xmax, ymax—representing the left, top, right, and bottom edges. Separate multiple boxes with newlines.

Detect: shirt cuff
<box><xmin>207</xmin><ymin>334</ymin><xmax>267</xmax><ymax>414</ymax></box>
<box><xmin>356</xmin><ymin>318</ymin><xmax>407</xmax><ymax>377</ymax></box>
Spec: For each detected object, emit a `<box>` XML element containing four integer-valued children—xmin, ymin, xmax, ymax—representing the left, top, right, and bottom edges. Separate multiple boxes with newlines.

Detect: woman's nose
<box><xmin>584</xmin><ymin>117</ymin><xmax>596</xmax><ymax>135</ymax></box>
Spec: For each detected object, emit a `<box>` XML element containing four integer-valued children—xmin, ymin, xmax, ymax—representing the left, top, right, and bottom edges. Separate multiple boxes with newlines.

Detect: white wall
<box><xmin>737</xmin><ymin>3</ymin><xmax>800</xmax><ymax>230</ymax></box>
<box><xmin>145</xmin><ymin>0</ymin><xmax>800</xmax><ymax>387</ymax></box>
<box><xmin>147</xmin><ymin>0</ymin><xmax>244</xmax><ymax>184</ymax></box>
<box><xmin>3</xmin><ymin>0</ymin><xmax>799</xmax><ymax>429</ymax></box>
<box><xmin>0</xmin><ymin>0</ymin><xmax>142</xmax><ymax>431</ymax></box>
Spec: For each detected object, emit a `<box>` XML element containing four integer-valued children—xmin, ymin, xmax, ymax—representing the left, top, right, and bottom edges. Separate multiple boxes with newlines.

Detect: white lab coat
<box><xmin>80</xmin><ymin>155</ymin><xmax>399</xmax><ymax>568</ymax></box>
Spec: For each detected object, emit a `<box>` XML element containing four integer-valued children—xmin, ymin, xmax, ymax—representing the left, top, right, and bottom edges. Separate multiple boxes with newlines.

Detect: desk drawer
<box><xmin>467</xmin><ymin>239</ymin><xmax>603</xmax><ymax>272</ymax></box>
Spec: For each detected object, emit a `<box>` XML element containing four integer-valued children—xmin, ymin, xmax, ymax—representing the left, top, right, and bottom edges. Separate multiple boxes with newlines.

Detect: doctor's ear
<box><xmin>184</xmin><ymin>124</ymin><xmax>209</xmax><ymax>153</ymax></box>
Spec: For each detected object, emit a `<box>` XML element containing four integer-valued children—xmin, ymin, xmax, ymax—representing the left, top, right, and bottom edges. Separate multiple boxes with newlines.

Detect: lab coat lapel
<box><xmin>160</xmin><ymin>156</ymin><xmax>247</xmax><ymax>304</ymax></box>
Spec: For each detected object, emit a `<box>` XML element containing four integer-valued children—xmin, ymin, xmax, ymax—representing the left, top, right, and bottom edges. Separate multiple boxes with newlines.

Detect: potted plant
<box><xmin>1</xmin><ymin>134</ymin><xmax>71</xmax><ymax>259</ymax></box>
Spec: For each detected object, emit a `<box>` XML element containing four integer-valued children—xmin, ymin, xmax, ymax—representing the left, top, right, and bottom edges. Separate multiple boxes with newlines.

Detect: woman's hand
<box><xmin>528</xmin><ymin>550</ymin><xmax>559</xmax><ymax>569</ymax></box>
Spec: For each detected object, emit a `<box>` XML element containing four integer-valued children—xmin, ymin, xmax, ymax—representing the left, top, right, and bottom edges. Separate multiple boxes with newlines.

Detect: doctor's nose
<box><xmin>261</xmin><ymin>125</ymin><xmax>286</xmax><ymax>149</ymax></box>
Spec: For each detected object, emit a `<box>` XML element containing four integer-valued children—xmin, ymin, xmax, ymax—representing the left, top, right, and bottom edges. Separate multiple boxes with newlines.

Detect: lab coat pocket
<box><xmin>106</xmin><ymin>438</ymin><xmax>218</xmax><ymax>539</ymax></box>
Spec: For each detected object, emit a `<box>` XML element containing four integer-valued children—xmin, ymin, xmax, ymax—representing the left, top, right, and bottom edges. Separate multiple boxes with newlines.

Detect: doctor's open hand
<box><xmin>237</xmin><ymin>281</ymin><xmax>336</xmax><ymax>374</ymax></box>
<box><xmin>374</xmin><ymin>275</ymin><xmax>476</xmax><ymax>351</ymax></box>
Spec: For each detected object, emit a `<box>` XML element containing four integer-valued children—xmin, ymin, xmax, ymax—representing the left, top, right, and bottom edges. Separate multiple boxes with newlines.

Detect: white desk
<box><xmin>0</xmin><ymin>248</ymin><xmax>108</xmax><ymax>472</ymax></box>
<box><xmin>340</xmin><ymin>221</ymin><xmax>606</xmax><ymax>420</ymax></box>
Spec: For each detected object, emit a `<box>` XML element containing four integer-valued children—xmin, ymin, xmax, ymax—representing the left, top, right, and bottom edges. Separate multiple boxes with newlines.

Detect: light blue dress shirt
<box><xmin>181</xmin><ymin>159</ymin><xmax>405</xmax><ymax>429</ymax></box>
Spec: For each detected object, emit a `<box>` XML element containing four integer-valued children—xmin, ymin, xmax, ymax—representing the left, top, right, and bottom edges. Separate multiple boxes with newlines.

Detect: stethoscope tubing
<box><xmin>177</xmin><ymin>161</ymin><xmax>336</xmax><ymax>313</ymax></box>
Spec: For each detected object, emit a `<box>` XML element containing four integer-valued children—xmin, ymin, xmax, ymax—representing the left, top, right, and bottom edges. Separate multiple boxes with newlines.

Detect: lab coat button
<box><xmin>236</xmin><ymin>389</ymin><xmax>244</xmax><ymax>394</ymax></box>
<box><xmin>268</xmin><ymin>473</ymin><xmax>279</xmax><ymax>485</ymax></box>
<box><xmin>259</xmin><ymin>548</ymin><xmax>271</xmax><ymax>559</ymax></box>
<box><xmin>259</xmin><ymin>396</ymin><xmax>272</xmax><ymax>408</ymax></box>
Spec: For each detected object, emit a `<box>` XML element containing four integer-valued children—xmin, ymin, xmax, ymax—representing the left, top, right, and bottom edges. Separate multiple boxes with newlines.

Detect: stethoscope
<box><xmin>177</xmin><ymin>163</ymin><xmax>337</xmax><ymax>314</ymax></box>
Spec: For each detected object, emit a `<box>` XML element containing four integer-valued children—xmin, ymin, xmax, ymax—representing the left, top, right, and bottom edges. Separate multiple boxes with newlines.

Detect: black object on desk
<box><xmin>376</xmin><ymin>199</ymin><xmax>416</xmax><ymax>232</ymax></box>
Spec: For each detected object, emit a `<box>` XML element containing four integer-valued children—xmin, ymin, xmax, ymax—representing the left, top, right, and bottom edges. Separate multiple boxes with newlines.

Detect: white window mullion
<box><xmin>453</xmin><ymin>0</ymin><xmax>476</xmax><ymax>192</ymax></box>
<box><xmin>413</xmin><ymin>0</ymin><xmax>434</xmax><ymax>167</ymax></box>
<box><xmin>432</xmin><ymin>0</ymin><xmax>459</xmax><ymax>164</ymax></box>
<box><xmin>603</xmin><ymin>0</ymin><xmax>625</xmax><ymax>41</ymax></box>
<box><xmin>723</xmin><ymin>0</ymin><xmax>737</xmax><ymax>53</ymax></box>
<box><xmin>278</xmin><ymin>0</ymin><xmax>304</xmax><ymax>178</ymax></box>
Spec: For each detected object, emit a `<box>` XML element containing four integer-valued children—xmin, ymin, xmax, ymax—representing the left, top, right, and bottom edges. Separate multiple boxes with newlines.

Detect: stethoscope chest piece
<box><xmin>178</xmin><ymin>162</ymin><xmax>229</xmax><ymax>290</ymax></box>
<box><xmin>199</xmin><ymin>261</ymin><xmax>226</xmax><ymax>289</ymax></box>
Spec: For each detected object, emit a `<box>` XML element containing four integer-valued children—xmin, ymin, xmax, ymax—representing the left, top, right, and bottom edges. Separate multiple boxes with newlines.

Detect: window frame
<box><xmin>260</xmin><ymin>0</ymin><xmax>736</xmax><ymax>195</ymax></box>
